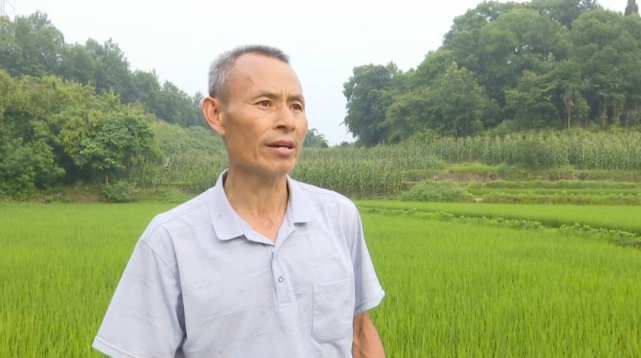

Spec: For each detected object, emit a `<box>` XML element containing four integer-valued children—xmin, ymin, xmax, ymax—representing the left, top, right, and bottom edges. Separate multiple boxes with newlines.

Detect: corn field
<box><xmin>129</xmin><ymin>149</ymin><xmax>435</xmax><ymax>198</ymax></box>
<box><xmin>129</xmin><ymin>131</ymin><xmax>641</xmax><ymax>197</ymax></box>
<box><xmin>424</xmin><ymin>131</ymin><xmax>641</xmax><ymax>170</ymax></box>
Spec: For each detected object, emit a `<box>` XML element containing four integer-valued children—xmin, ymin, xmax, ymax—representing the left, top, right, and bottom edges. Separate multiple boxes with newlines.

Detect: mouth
<box><xmin>266</xmin><ymin>141</ymin><xmax>295</xmax><ymax>156</ymax></box>
<box><xmin>266</xmin><ymin>141</ymin><xmax>294</xmax><ymax>149</ymax></box>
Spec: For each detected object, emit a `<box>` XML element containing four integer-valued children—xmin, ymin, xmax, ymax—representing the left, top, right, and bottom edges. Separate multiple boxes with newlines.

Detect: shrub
<box><xmin>401</xmin><ymin>185</ymin><xmax>468</xmax><ymax>203</ymax></box>
<box><xmin>100</xmin><ymin>182</ymin><xmax>138</xmax><ymax>203</ymax></box>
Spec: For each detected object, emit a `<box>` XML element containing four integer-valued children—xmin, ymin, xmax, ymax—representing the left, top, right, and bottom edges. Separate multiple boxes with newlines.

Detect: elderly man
<box><xmin>92</xmin><ymin>45</ymin><xmax>386</xmax><ymax>358</ymax></box>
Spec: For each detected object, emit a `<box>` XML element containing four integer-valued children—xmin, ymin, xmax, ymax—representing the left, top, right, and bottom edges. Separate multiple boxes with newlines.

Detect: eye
<box><xmin>292</xmin><ymin>103</ymin><xmax>303</xmax><ymax>111</ymax></box>
<box><xmin>258</xmin><ymin>100</ymin><xmax>270</xmax><ymax>107</ymax></box>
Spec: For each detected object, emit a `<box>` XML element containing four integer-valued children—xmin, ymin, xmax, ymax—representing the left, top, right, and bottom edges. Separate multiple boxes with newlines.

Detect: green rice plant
<box><xmin>363</xmin><ymin>213</ymin><xmax>641</xmax><ymax>357</ymax></box>
<box><xmin>357</xmin><ymin>201</ymin><xmax>641</xmax><ymax>234</ymax></box>
<box><xmin>2</xmin><ymin>204</ymin><xmax>641</xmax><ymax>357</ymax></box>
<box><xmin>468</xmin><ymin>188</ymin><xmax>641</xmax><ymax>196</ymax></box>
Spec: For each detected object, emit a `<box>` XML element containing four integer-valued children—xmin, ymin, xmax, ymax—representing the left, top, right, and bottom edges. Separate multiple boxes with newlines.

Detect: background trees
<box><xmin>342</xmin><ymin>0</ymin><xmax>641</xmax><ymax>146</ymax></box>
<box><xmin>0</xmin><ymin>11</ymin><xmax>204</xmax><ymax>127</ymax></box>
<box><xmin>0</xmin><ymin>11</ymin><xmax>223</xmax><ymax>196</ymax></box>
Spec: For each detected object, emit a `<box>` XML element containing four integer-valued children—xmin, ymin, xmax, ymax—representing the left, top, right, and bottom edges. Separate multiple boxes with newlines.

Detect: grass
<box><xmin>0</xmin><ymin>204</ymin><xmax>175</xmax><ymax>358</ymax></box>
<box><xmin>364</xmin><ymin>213</ymin><xmax>641</xmax><ymax>357</ymax></box>
<box><xmin>2</xmin><ymin>203</ymin><xmax>641</xmax><ymax>357</ymax></box>
<box><xmin>356</xmin><ymin>201</ymin><xmax>641</xmax><ymax>234</ymax></box>
<box><xmin>467</xmin><ymin>188</ymin><xmax>641</xmax><ymax>195</ymax></box>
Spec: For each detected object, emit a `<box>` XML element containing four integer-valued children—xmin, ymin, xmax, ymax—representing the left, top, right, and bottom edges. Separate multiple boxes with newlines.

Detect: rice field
<box><xmin>357</xmin><ymin>201</ymin><xmax>641</xmax><ymax>234</ymax></box>
<box><xmin>466</xmin><ymin>188</ymin><xmax>641</xmax><ymax>196</ymax></box>
<box><xmin>1</xmin><ymin>203</ymin><xmax>640</xmax><ymax>357</ymax></box>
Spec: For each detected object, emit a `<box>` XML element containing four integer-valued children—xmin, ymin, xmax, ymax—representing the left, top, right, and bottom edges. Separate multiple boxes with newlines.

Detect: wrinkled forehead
<box><xmin>227</xmin><ymin>54</ymin><xmax>304</xmax><ymax>98</ymax></box>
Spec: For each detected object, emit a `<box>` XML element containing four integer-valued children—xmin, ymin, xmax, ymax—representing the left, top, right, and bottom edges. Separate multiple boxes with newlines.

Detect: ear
<box><xmin>202</xmin><ymin>97</ymin><xmax>225</xmax><ymax>136</ymax></box>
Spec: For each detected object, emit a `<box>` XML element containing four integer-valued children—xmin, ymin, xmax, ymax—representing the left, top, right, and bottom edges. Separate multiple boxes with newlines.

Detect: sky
<box><xmin>15</xmin><ymin>0</ymin><xmax>627</xmax><ymax>146</ymax></box>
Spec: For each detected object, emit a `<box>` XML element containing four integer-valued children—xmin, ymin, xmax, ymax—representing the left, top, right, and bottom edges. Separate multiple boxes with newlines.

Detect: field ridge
<box><xmin>357</xmin><ymin>206</ymin><xmax>641</xmax><ymax>250</ymax></box>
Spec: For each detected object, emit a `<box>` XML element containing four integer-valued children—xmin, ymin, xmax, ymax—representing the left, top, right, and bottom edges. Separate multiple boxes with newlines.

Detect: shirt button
<box><xmin>278</xmin><ymin>277</ymin><xmax>284</xmax><ymax>283</ymax></box>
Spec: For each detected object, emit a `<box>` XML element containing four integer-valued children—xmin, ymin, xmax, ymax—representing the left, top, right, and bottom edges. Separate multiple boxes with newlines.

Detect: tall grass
<box><xmin>423</xmin><ymin>130</ymin><xmax>641</xmax><ymax>170</ymax></box>
<box><xmin>130</xmin><ymin>149</ymin><xmax>442</xmax><ymax>198</ymax></box>
<box><xmin>129</xmin><ymin>130</ymin><xmax>641</xmax><ymax>199</ymax></box>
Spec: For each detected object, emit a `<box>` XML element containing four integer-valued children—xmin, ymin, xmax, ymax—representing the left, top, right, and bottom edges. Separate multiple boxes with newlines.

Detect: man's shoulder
<box><xmin>140</xmin><ymin>189</ymin><xmax>212</xmax><ymax>245</ymax></box>
<box><xmin>292</xmin><ymin>179</ymin><xmax>358</xmax><ymax>214</ymax></box>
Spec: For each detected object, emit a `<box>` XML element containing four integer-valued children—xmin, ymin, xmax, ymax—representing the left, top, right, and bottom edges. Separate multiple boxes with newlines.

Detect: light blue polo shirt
<box><xmin>92</xmin><ymin>170</ymin><xmax>385</xmax><ymax>358</ymax></box>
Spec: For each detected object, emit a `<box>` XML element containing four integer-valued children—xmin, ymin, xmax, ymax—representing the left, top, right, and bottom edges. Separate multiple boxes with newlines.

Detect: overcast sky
<box><xmin>16</xmin><ymin>0</ymin><xmax>626</xmax><ymax>145</ymax></box>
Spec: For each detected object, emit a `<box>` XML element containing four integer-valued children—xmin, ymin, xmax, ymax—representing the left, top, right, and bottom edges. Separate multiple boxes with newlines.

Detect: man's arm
<box><xmin>352</xmin><ymin>311</ymin><xmax>385</xmax><ymax>358</ymax></box>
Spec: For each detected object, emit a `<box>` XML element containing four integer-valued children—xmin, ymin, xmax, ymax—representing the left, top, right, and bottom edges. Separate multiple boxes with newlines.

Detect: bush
<box><xmin>513</xmin><ymin>140</ymin><xmax>548</xmax><ymax>170</ymax></box>
<box><xmin>100</xmin><ymin>181</ymin><xmax>138</xmax><ymax>203</ymax></box>
<box><xmin>401</xmin><ymin>185</ymin><xmax>468</xmax><ymax>203</ymax></box>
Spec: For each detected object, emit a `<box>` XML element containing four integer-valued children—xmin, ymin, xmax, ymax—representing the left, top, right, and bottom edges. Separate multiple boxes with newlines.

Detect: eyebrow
<box><xmin>254</xmin><ymin>91</ymin><xmax>305</xmax><ymax>105</ymax></box>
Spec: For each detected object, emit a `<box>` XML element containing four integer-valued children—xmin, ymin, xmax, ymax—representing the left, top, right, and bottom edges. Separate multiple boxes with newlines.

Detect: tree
<box><xmin>342</xmin><ymin>62</ymin><xmax>399</xmax><ymax>146</ymax></box>
<box><xmin>303</xmin><ymin>129</ymin><xmax>329</xmax><ymax>148</ymax></box>
<box><xmin>381</xmin><ymin>87</ymin><xmax>439</xmax><ymax>143</ymax></box>
<box><xmin>505</xmin><ymin>70</ymin><xmax>561</xmax><ymax>129</ymax></box>
<box><xmin>434</xmin><ymin>62</ymin><xmax>490</xmax><ymax>137</ymax></box>
<box><xmin>570</xmin><ymin>9</ymin><xmax>641</xmax><ymax>127</ymax></box>
<box><xmin>0</xmin><ymin>70</ymin><xmax>65</xmax><ymax>195</ymax></box>
<box><xmin>625</xmin><ymin>0</ymin><xmax>639</xmax><ymax>16</ymax></box>
<box><xmin>530</xmin><ymin>0</ymin><xmax>601</xmax><ymax>29</ymax></box>
<box><xmin>76</xmin><ymin>110</ymin><xmax>158</xmax><ymax>185</ymax></box>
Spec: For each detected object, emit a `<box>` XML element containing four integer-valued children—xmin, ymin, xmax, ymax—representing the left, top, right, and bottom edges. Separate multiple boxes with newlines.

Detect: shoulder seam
<box><xmin>139</xmin><ymin>239</ymin><xmax>180</xmax><ymax>282</ymax></box>
<box><xmin>145</xmin><ymin>197</ymin><xmax>209</xmax><ymax>240</ymax></box>
<box><xmin>298</xmin><ymin>182</ymin><xmax>350</xmax><ymax>200</ymax></box>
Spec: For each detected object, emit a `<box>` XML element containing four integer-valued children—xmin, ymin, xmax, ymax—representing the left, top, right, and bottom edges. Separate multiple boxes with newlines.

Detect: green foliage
<box><xmin>100</xmin><ymin>181</ymin><xmax>138</xmax><ymax>203</ymax></box>
<box><xmin>152</xmin><ymin>123</ymin><xmax>225</xmax><ymax>157</ymax></box>
<box><xmin>303</xmin><ymin>128</ymin><xmax>329</xmax><ymax>148</ymax></box>
<box><xmin>0</xmin><ymin>12</ymin><xmax>202</xmax><ymax>127</ymax></box>
<box><xmin>357</xmin><ymin>200</ymin><xmax>641</xmax><ymax>234</ymax></box>
<box><xmin>400</xmin><ymin>184</ymin><xmax>467</xmax><ymax>203</ymax></box>
<box><xmin>76</xmin><ymin>111</ymin><xmax>158</xmax><ymax>185</ymax></box>
<box><xmin>479</xmin><ymin>179</ymin><xmax>641</xmax><ymax>189</ymax></box>
<box><xmin>625</xmin><ymin>0</ymin><xmax>639</xmax><ymax>16</ymax></box>
<box><xmin>343</xmin><ymin>1</ymin><xmax>641</xmax><ymax>142</ymax></box>
<box><xmin>2</xmin><ymin>204</ymin><xmax>641</xmax><ymax>357</ymax></box>
<box><xmin>128</xmin><ymin>129</ymin><xmax>641</xmax><ymax>199</ymax></box>
<box><xmin>480</xmin><ymin>192</ymin><xmax>641</xmax><ymax>205</ymax></box>
<box><xmin>513</xmin><ymin>140</ymin><xmax>548</xmax><ymax>170</ymax></box>
<box><xmin>342</xmin><ymin>62</ymin><xmax>400</xmax><ymax>146</ymax></box>
<box><xmin>0</xmin><ymin>68</ymin><xmax>160</xmax><ymax>196</ymax></box>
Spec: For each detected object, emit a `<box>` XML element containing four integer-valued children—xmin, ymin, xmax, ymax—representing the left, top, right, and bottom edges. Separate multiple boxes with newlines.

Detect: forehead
<box><xmin>227</xmin><ymin>53</ymin><xmax>303</xmax><ymax>96</ymax></box>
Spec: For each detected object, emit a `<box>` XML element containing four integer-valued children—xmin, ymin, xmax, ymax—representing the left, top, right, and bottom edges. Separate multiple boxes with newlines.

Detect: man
<box><xmin>92</xmin><ymin>45</ymin><xmax>386</xmax><ymax>358</ymax></box>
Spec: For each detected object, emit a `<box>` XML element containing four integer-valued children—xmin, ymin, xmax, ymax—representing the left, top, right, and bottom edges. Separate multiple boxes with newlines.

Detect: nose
<box><xmin>275</xmin><ymin>103</ymin><xmax>296</xmax><ymax>132</ymax></box>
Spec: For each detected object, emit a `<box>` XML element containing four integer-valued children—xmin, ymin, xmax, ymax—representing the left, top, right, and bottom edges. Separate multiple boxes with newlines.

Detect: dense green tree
<box><xmin>625</xmin><ymin>0</ymin><xmax>639</xmax><ymax>16</ymax></box>
<box><xmin>342</xmin><ymin>62</ymin><xmax>399</xmax><ymax>146</ymax></box>
<box><xmin>382</xmin><ymin>87</ymin><xmax>439</xmax><ymax>143</ymax></box>
<box><xmin>0</xmin><ymin>12</ymin><xmax>203</xmax><ymax>128</ymax></box>
<box><xmin>343</xmin><ymin>0</ymin><xmax>641</xmax><ymax>141</ymax></box>
<box><xmin>531</xmin><ymin>0</ymin><xmax>600</xmax><ymax>29</ymax></box>
<box><xmin>570</xmin><ymin>9</ymin><xmax>641</xmax><ymax>127</ymax></box>
<box><xmin>76</xmin><ymin>111</ymin><xmax>157</xmax><ymax>185</ymax></box>
<box><xmin>0</xmin><ymin>69</ymin><xmax>161</xmax><ymax>194</ymax></box>
<box><xmin>433</xmin><ymin>63</ymin><xmax>491</xmax><ymax>137</ymax></box>
<box><xmin>303</xmin><ymin>128</ymin><xmax>329</xmax><ymax>148</ymax></box>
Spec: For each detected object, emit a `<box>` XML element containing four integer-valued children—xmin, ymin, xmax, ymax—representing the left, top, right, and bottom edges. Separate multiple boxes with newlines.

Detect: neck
<box><xmin>223</xmin><ymin>165</ymin><xmax>289</xmax><ymax>222</ymax></box>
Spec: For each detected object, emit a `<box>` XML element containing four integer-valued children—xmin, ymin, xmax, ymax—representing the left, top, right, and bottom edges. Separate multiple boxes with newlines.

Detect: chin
<box><xmin>261</xmin><ymin>162</ymin><xmax>297</xmax><ymax>177</ymax></box>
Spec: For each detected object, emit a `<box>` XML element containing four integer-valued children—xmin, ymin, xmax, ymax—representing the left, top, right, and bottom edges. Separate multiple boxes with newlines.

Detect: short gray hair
<box><xmin>208</xmin><ymin>44</ymin><xmax>290</xmax><ymax>100</ymax></box>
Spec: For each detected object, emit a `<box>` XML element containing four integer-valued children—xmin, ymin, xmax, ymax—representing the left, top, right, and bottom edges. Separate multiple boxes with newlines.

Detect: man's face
<box><xmin>204</xmin><ymin>53</ymin><xmax>308</xmax><ymax>177</ymax></box>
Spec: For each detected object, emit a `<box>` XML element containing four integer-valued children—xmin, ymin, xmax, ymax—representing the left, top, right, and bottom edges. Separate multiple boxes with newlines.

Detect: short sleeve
<box><xmin>348</xmin><ymin>204</ymin><xmax>385</xmax><ymax>317</ymax></box>
<box><xmin>92</xmin><ymin>235</ymin><xmax>185</xmax><ymax>358</ymax></box>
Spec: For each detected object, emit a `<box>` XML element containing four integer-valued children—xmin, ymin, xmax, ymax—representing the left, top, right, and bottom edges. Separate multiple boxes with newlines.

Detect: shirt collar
<box><xmin>208</xmin><ymin>169</ymin><xmax>315</xmax><ymax>241</ymax></box>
